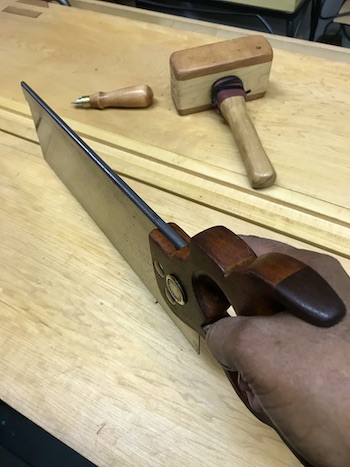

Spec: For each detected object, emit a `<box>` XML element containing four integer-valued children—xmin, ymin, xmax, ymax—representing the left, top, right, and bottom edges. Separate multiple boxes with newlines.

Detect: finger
<box><xmin>238</xmin><ymin>373</ymin><xmax>263</xmax><ymax>412</ymax></box>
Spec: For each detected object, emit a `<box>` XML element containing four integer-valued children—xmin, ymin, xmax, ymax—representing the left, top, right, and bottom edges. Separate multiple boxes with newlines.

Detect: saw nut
<box><xmin>165</xmin><ymin>274</ymin><xmax>186</xmax><ymax>306</ymax></box>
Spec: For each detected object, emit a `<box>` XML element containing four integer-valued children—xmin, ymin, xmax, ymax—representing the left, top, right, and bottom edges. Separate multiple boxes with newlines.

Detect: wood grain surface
<box><xmin>0</xmin><ymin>121</ymin><xmax>307</xmax><ymax>467</ymax></box>
<box><xmin>0</xmin><ymin>0</ymin><xmax>349</xmax><ymax>257</ymax></box>
<box><xmin>0</xmin><ymin>1</ymin><xmax>349</xmax><ymax>465</ymax></box>
<box><xmin>1</xmin><ymin>87</ymin><xmax>350</xmax><ymax>467</ymax></box>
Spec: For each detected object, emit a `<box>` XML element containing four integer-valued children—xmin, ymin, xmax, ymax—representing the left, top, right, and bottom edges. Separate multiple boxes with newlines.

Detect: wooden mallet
<box><xmin>170</xmin><ymin>35</ymin><xmax>276</xmax><ymax>189</ymax></box>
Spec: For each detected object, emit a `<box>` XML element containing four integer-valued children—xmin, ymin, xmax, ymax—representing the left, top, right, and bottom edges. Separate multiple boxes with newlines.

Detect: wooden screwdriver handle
<box><xmin>89</xmin><ymin>84</ymin><xmax>153</xmax><ymax>109</ymax></box>
<box><xmin>219</xmin><ymin>95</ymin><xmax>276</xmax><ymax>189</ymax></box>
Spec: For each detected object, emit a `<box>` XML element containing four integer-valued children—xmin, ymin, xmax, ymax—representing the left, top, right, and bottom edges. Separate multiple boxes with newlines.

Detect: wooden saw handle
<box><xmin>150</xmin><ymin>224</ymin><xmax>345</xmax><ymax>335</ymax></box>
<box><xmin>219</xmin><ymin>95</ymin><xmax>276</xmax><ymax>189</ymax></box>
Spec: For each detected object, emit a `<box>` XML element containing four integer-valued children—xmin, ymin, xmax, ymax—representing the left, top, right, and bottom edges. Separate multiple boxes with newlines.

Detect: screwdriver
<box><xmin>72</xmin><ymin>84</ymin><xmax>154</xmax><ymax>109</ymax></box>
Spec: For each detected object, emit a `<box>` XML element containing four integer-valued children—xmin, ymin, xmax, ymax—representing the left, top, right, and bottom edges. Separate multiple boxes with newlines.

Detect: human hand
<box><xmin>206</xmin><ymin>237</ymin><xmax>350</xmax><ymax>467</ymax></box>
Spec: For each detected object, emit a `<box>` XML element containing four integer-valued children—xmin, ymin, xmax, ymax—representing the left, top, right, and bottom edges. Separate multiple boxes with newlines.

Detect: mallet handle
<box><xmin>219</xmin><ymin>95</ymin><xmax>276</xmax><ymax>189</ymax></box>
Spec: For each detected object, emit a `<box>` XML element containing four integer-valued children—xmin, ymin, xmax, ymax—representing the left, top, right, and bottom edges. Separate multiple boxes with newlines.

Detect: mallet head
<box><xmin>170</xmin><ymin>35</ymin><xmax>273</xmax><ymax>115</ymax></box>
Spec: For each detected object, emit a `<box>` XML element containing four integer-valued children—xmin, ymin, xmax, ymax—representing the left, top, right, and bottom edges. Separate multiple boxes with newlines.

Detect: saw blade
<box><xmin>22</xmin><ymin>82</ymin><xmax>200</xmax><ymax>352</ymax></box>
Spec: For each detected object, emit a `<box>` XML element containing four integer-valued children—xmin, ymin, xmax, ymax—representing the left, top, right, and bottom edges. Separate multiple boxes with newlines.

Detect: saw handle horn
<box><xmin>212</xmin><ymin>77</ymin><xmax>276</xmax><ymax>189</ymax></box>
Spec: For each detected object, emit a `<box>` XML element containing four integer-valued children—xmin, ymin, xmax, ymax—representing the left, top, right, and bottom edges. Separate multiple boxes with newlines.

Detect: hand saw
<box><xmin>22</xmin><ymin>81</ymin><xmax>345</xmax><ymax>465</ymax></box>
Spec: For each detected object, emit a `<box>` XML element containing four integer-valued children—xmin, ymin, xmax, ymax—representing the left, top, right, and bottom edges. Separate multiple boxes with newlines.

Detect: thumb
<box><xmin>205</xmin><ymin>315</ymin><xmax>270</xmax><ymax>415</ymax></box>
<box><xmin>205</xmin><ymin>313</ymin><xmax>296</xmax><ymax>409</ymax></box>
<box><xmin>205</xmin><ymin>316</ymin><xmax>250</xmax><ymax>372</ymax></box>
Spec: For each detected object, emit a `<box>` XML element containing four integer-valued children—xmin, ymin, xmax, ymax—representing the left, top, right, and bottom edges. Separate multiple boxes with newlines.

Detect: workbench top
<box><xmin>0</xmin><ymin>1</ymin><xmax>349</xmax><ymax>466</ymax></box>
<box><xmin>1</xmin><ymin>0</ymin><xmax>349</xmax><ymax>257</ymax></box>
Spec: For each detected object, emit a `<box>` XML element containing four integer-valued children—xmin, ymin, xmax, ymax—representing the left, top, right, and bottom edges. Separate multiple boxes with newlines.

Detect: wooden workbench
<box><xmin>1</xmin><ymin>0</ymin><xmax>349</xmax><ymax>257</ymax></box>
<box><xmin>0</xmin><ymin>1</ymin><xmax>349</xmax><ymax>466</ymax></box>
